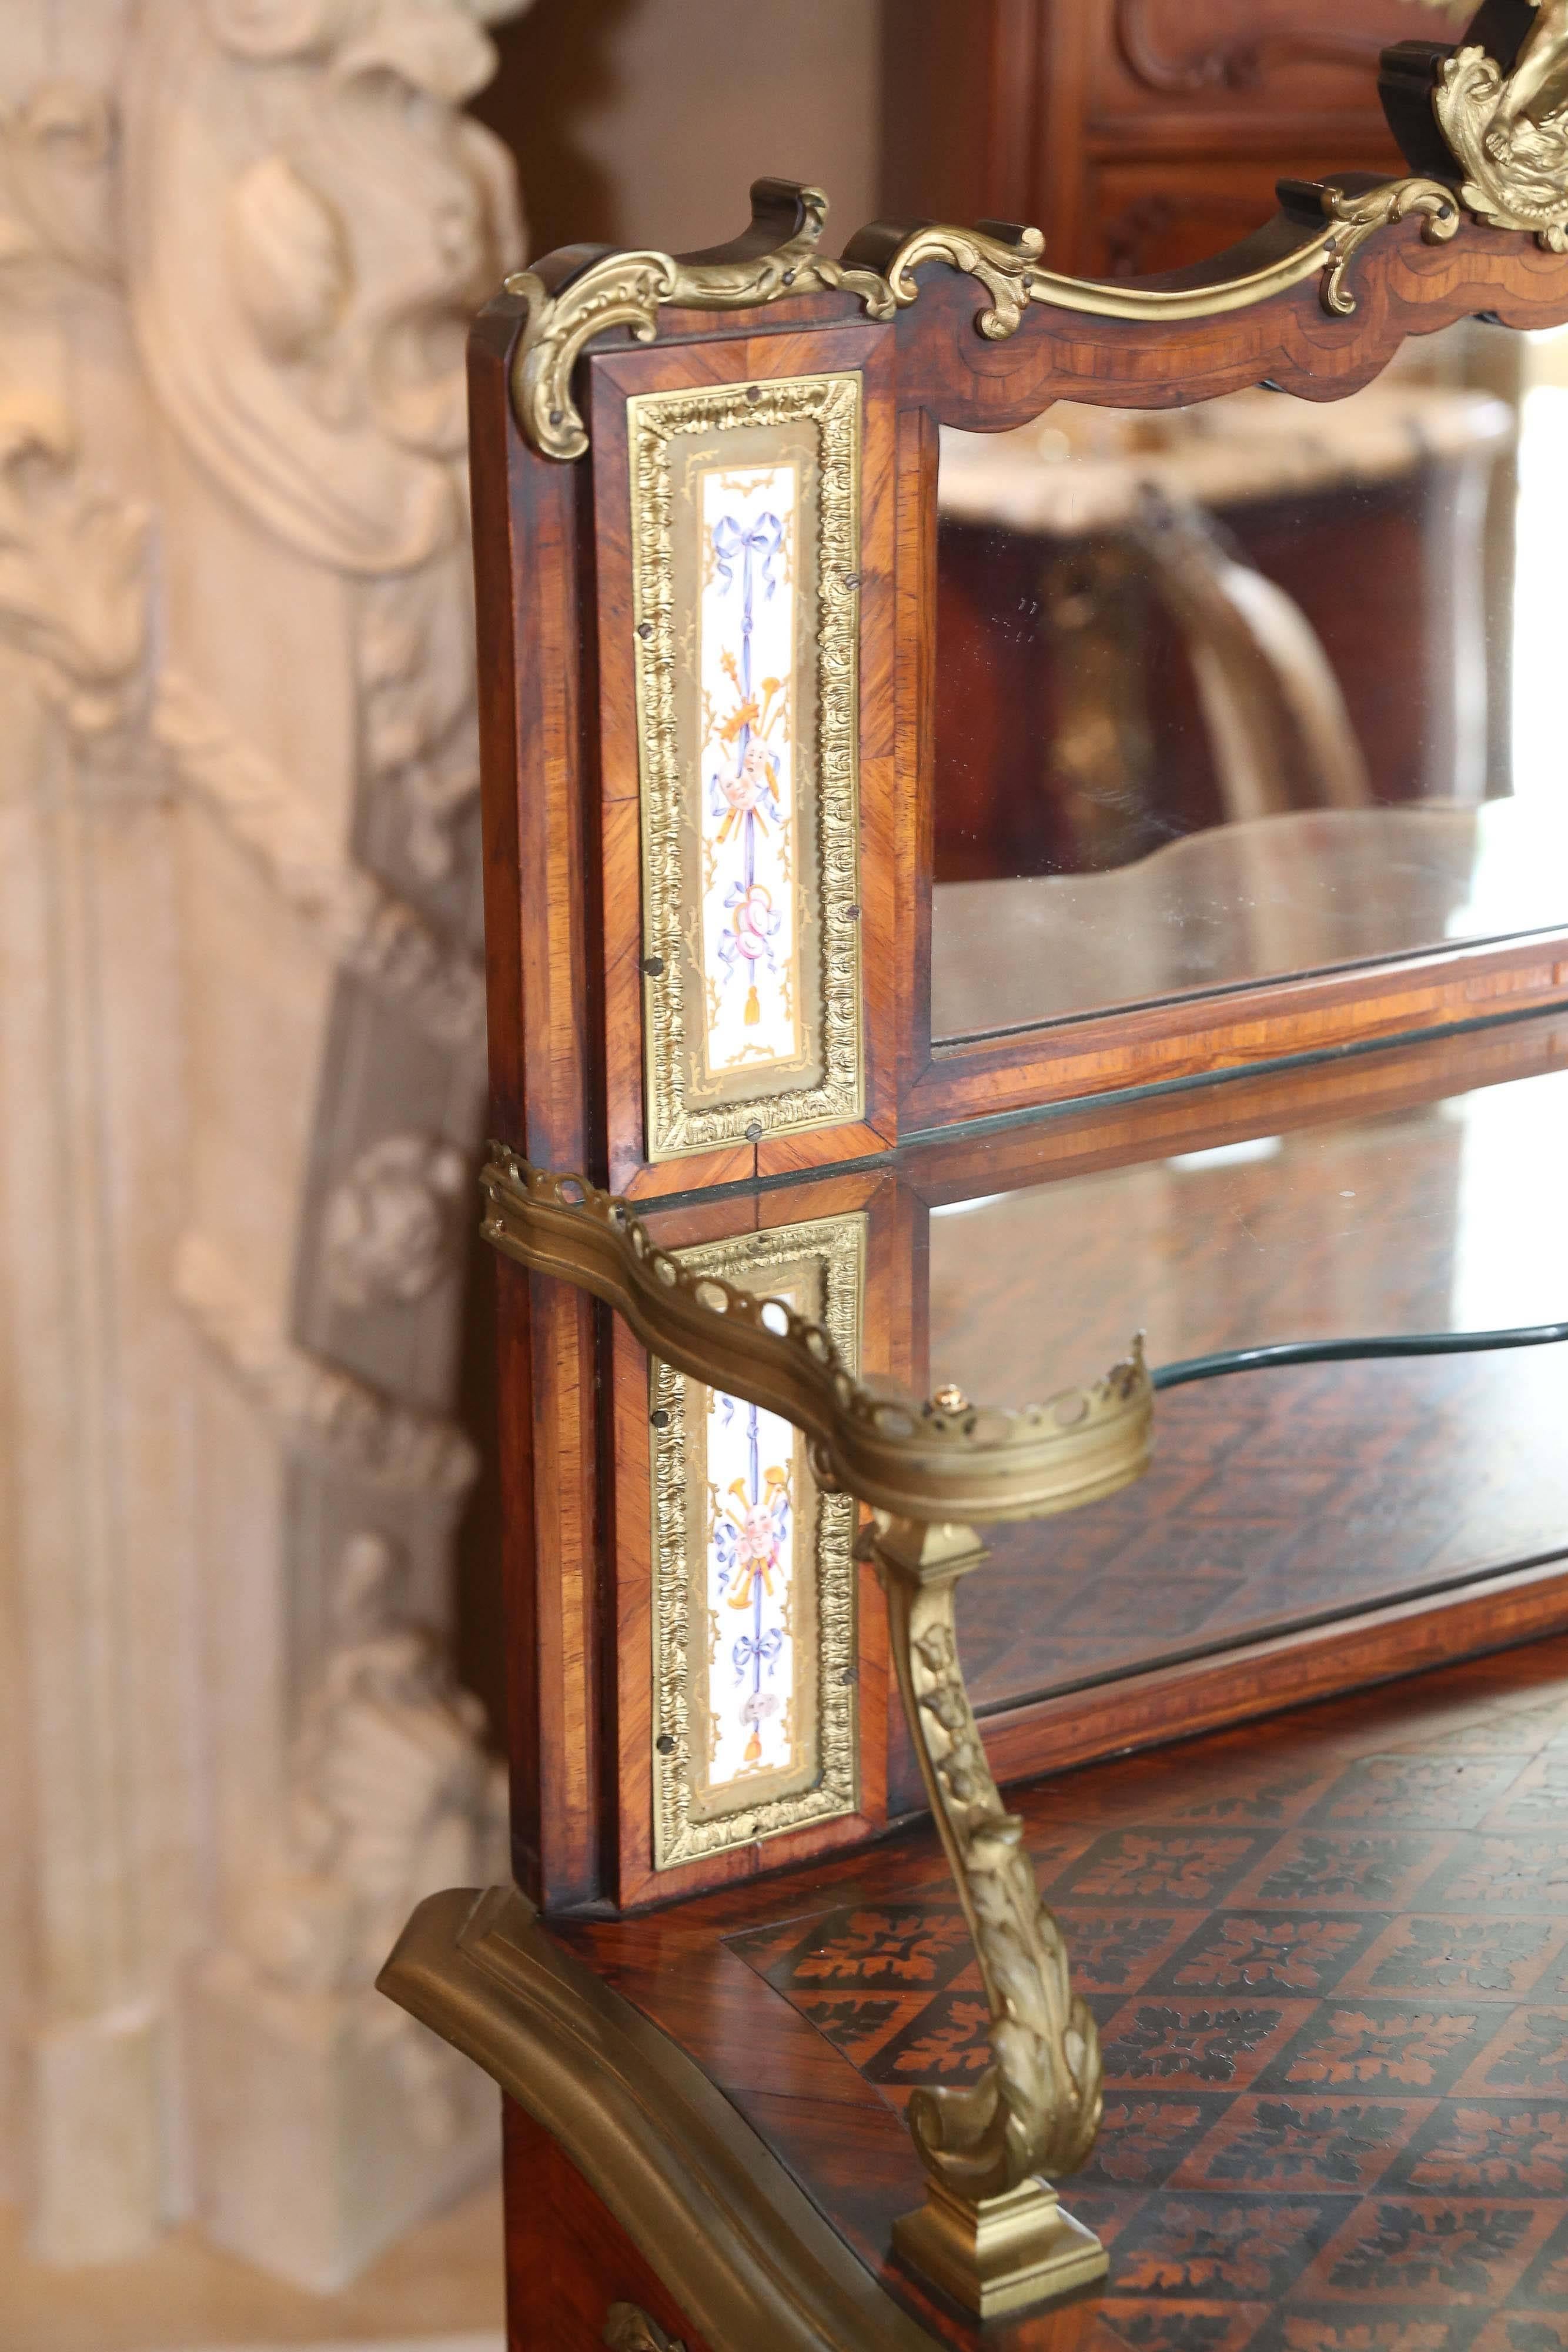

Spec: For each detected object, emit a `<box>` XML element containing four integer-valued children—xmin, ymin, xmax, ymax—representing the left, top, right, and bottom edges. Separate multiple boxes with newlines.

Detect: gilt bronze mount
<box><xmin>604</xmin><ymin>2304</ymin><xmax>686</xmax><ymax>2352</ymax></box>
<box><xmin>479</xmin><ymin>1151</ymin><xmax>1151</xmax><ymax>2313</ymax></box>
<box><xmin>868</xmin><ymin>1517</ymin><xmax>1109</xmax><ymax>2316</ymax></box>
<box><xmin>503</xmin><ymin>4</ymin><xmax>1567</xmax><ymax>462</ymax></box>
<box><xmin>1436</xmin><ymin>8</ymin><xmax>1568</xmax><ymax>249</ymax></box>
<box><xmin>505</xmin><ymin>179</ymin><xmax>1454</xmax><ymax>459</ymax></box>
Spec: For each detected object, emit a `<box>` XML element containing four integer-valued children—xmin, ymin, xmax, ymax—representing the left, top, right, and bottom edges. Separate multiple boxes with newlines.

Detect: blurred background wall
<box><xmin>0</xmin><ymin>2</ymin><xmax>878</xmax><ymax>2344</ymax></box>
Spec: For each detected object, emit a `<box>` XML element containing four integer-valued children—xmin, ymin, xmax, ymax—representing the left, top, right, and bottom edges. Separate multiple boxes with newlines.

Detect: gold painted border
<box><xmin>629</xmin><ymin>373</ymin><xmax>865</xmax><ymax>1163</ymax></box>
<box><xmin>651</xmin><ymin>1212</ymin><xmax>865</xmax><ymax>1870</ymax></box>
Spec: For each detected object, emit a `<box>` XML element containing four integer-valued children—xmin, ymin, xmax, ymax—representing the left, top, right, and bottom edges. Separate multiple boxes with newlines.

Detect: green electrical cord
<box><xmin>1152</xmin><ymin>1319</ymin><xmax>1568</xmax><ymax>1392</ymax></box>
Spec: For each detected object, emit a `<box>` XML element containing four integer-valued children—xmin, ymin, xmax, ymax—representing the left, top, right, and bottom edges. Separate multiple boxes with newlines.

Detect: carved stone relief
<box><xmin>223</xmin><ymin>1531</ymin><xmax>507</xmax><ymax>2162</ymax></box>
<box><xmin>0</xmin><ymin>393</ymin><xmax>147</xmax><ymax>730</ymax></box>
<box><xmin>0</xmin><ymin>0</ymin><xmax>527</xmax><ymax>2289</ymax></box>
<box><xmin>0</xmin><ymin>78</ymin><xmax>119</xmax><ymax>281</ymax></box>
<box><xmin>249</xmin><ymin>1532</ymin><xmax>506</xmax><ymax>1992</ymax></box>
<box><xmin>0</xmin><ymin>28</ymin><xmax>171</xmax><ymax>2265</ymax></box>
<box><xmin>123</xmin><ymin>0</ymin><xmax>523</xmax><ymax>575</ymax></box>
<box><xmin>320</xmin><ymin>1131</ymin><xmax>470</xmax><ymax>1311</ymax></box>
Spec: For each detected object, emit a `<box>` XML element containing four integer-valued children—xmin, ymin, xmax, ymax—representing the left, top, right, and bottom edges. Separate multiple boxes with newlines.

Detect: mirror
<box><xmin>922</xmin><ymin>1050</ymin><xmax>1568</xmax><ymax>1716</ymax></box>
<box><xmin>933</xmin><ymin>319</ymin><xmax>1568</xmax><ymax>1041</ymax></box>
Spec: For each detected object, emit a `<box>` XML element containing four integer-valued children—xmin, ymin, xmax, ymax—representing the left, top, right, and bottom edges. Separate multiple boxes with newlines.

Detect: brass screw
<box><xmin>931</xmin><ymin>1382</ymin><xmax>969</xmax><ymax>1414</ymax></box>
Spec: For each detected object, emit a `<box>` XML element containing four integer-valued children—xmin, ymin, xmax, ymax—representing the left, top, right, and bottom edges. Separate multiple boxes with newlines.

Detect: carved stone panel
<box><xmin>0</xmin><ymin>0</ymin><xmax>526</xmax><ymax>2290</ymax></box>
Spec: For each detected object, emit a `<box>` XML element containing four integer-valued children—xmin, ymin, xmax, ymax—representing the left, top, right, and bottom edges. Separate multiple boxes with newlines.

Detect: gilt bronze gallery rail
<box><xmin>479</xmin><ymin>1148</ymin><xmax>1152</xmax><ymax>2313</ymax></box>
<box><xmin>480</xmin><ymin>1150</ymin><xmax>1154</xmax><ymax>1526</ymax></box>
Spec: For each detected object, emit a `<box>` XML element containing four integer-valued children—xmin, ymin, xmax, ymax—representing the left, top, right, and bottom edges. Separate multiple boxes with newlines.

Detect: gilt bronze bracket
<box><xmin>867</xmin><ymin>1518</ymin><xmax>1108</xmax><ymax>2317</ymax></box>
<box><xmin>478</xmin><ymin>1151</ymin><xmax>1149</xmax><ymax>2315</ymax></box>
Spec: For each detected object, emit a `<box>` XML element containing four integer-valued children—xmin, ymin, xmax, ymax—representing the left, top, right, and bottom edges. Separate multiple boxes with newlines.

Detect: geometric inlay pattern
<box><xmin>728</xmin><ymin>1634</ymin><xmax>1568</xmax><ymax>2341</ymax></box>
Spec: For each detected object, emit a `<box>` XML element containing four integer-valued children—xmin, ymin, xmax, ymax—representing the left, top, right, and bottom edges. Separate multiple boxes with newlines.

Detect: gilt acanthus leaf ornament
<box><xmin>603</xmin><ymin>2302</ymin><xmax>686</xmax><ymax>2352</ymax></box>
<box><xmin>878</xmin><ymin>222</ymin><xmax>1049</xmax><ymax>340</ymax></box>
<box><xmin>503</xmin><ymin>185</ymin><xmax>1366</xmax><ymax>460</ymax></box>
<box><xmin>507</xmin><ymin>197</ymin><xmax>1071</xmax><ymax>459</ymax></box>
<box><xmin>1315</xmin><ymin>176</ymin><xmax>1463</xmax><ymax>313</ymax></box>
<box><xmin>1435</xmin><ymin>2</ymin><xmax>1568</xmax><ymax>250</ymax></box>
<box><xmin>503</xmin><ymin>168</ymin><xmax>1500</xmax><ymax>460</ymax></box>
<box><xmin>506</xmin><ymin>183</ymin><xmax>892</xmax><ymax>462</ymax></box>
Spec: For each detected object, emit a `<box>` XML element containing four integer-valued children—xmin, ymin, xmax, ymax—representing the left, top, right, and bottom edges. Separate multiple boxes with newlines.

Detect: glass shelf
<box><xmin>490</xmin><ymin>1011</ymin><xmax>1568</xmax><ymax>1709</ymax></box>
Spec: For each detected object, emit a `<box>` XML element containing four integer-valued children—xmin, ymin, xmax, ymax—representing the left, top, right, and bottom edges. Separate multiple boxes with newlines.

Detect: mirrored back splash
<box><xmin>933</xmin><ymin>320</ymin><xmax>1568</xmax><ymax>1041</ymax></box>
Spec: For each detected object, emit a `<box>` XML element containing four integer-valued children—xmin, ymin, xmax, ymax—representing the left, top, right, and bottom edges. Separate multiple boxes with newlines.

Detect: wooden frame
<box><xmin>363</xmin><ymin>25</ymin><xmax>1568</xmax><ymax>2344</ymax></box>
<box><xmin>586</xmin><ymin>323</ymin><xmax>900</xmax><ymax>1199</ymax></box>
<box><xmin>579</xmin><ymin>1000</ymin><xmax>1568</xmax><ymax>1895</ymax></box>
<box><xmin>474</xmin><ymin>63</ymin><xmax>1568</xmax><ymax>1910</ymax></box>
<box><xmin>891</xmin><ymin>233</ymin><xmax>1568</xmax><ymax>1135</ymax></box>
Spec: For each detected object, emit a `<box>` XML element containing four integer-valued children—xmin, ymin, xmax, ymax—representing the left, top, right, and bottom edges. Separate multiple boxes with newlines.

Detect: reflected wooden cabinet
<box><xmin>934</xmin><ymin>382</ymin><xmax>1506</xmax><ymax>890</ymax></box>
<box><xmin>884</xmin><ymin>0</ymin><xmax>1446</xmax><ymax>276</ymax></box>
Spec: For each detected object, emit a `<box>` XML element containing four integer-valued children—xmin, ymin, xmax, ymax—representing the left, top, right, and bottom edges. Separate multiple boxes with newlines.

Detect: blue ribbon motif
<box><xmin>733</xmin><ymin>1625</ymin><xmax>785</xmax><ymax>1685</ymax></box>
<box><xmin>714</xmin><ymin>510</ymin><xmax>783</xmax><ymax>716</ymax></box>
<box><xmin>712</xmin><ymin>511</ymin><xmax>783</xmax><ymax>599</ymax></box>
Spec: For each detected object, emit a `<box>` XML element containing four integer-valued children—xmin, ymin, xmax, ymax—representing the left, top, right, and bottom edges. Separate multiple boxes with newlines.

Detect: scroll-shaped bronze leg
<box><xmin>868</xmin><ymin>1516</ymin><xmax>1107</xmax><ymax>2319</ymax></box>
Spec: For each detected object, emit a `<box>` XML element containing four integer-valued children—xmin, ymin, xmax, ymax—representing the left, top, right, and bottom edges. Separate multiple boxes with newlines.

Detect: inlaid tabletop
<box><xmin>559</xmin><ymin>1631</ymin><xmax>1568</xmax><ymax>2352</ymax></box>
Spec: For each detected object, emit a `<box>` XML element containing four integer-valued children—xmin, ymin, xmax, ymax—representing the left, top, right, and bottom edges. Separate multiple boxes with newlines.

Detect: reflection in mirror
<box><xmin>933</xmin><ymin>320</ymin><xmax>1568</xmax><ymax>1041</ymax></box>
<box><xmin>925</xmin><ymin>1058</ymin><xmax>1568</xmax><ymax>1714</ymax></box>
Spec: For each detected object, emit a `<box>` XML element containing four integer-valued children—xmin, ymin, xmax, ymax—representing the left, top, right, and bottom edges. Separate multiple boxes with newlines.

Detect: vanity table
<box><xmin>382</xmin><ymin>9</ymin><xmax>1568</xmax><ymax>2346</ymax></box>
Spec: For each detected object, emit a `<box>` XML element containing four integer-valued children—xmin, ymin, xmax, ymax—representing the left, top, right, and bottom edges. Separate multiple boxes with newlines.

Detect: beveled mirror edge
<box><xmin>479</xmin><ymin>1147</ymin><xmax>1154</xmax><ymax>1525</ymax></box>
